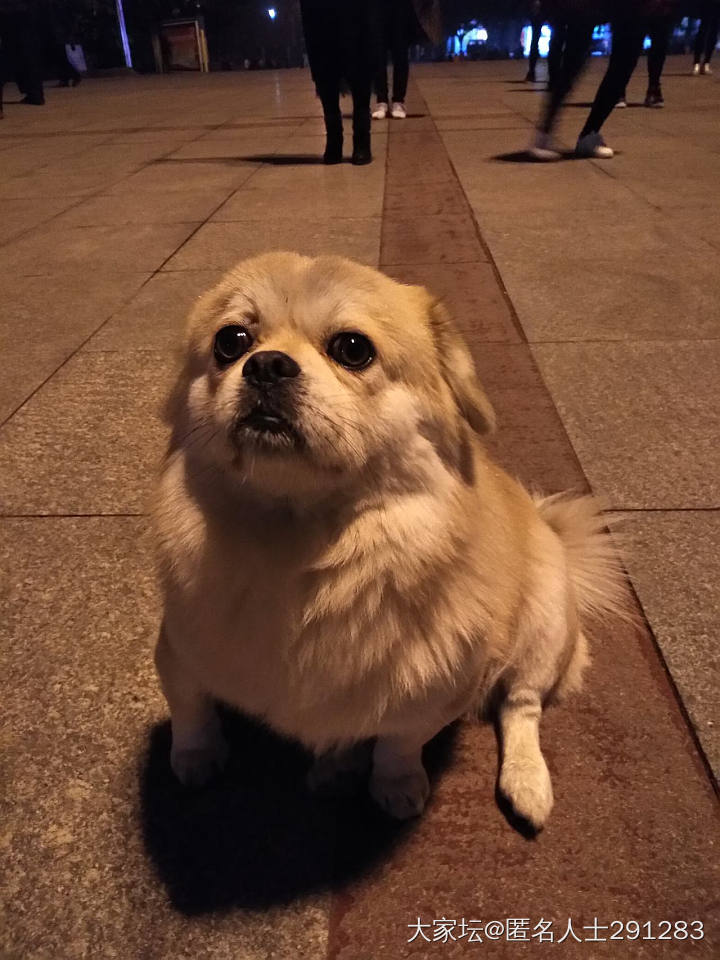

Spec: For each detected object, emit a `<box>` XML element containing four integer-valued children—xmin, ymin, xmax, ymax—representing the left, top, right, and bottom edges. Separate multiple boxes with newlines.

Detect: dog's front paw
<box><xmin>370</xmin><ymin>768</ymin><xmax>430</xmax><ymax>820</ymax></box>
<box><xmin>499</xmin><ymin>757</ymin><xmax>553</xmax><ymax>830</ymax></box>
<box><xmin>171</xmin><ymin>737</ymin><xmax>229</xmax><ymax>787</ymax></box>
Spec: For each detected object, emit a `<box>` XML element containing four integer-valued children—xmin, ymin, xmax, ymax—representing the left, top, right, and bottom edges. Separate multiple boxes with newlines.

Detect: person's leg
<box><xmin>527</xmin><ymin>16</ymin><xmax>542</xmax><ymax>80</ymax></box>
<box><xmin>390</xmin><ymin>0</ymin><xmax>410</xmax><ymax>105</ymax></box>
<box><xmin>703</xmin><ymin>10</ymin><xmax>719</xmax><ymax>63</ymax></box>
<box><xmin>538</xmin><ymin>17</ymin><xmax>593</xmax><ymax>135</ymax></box>
<box><xmin>17</xmin><ymin>12</ymin><xmax>44</xmax><ymax>104</ymax></box>
<box><xmin>546</xmin><ymin>20</ymin><xmax>566</xmax><ymax>91</ymax></box>
<box><xmin>372</xmin><ymin>1</ymin><xmax>389</xmax><ymax>104</ymax></box>
<box><xmin>351</xmin><ymin>69</ymin><xmax>372</xmax><ymax>163</ymax></box>
<box><xmin>694</xmin><ymin>15</ymin><xmax>708</xmax><ymax>65</ymax></box>
<box><xmin>646</xmin><ymin>16</ymin><xmax>671</xmax><ymax>103</ymax></box>
<box><xmin>317</xmin><ymin>80</ymin><xmax>344</xmax><ymax>163</ymax></box>
<box><xmin>577</xmin><ymin>20</ymin><xmax>645</xmax><ymax>154</ymax></box>
<box><xmin>648</xmin><ymin>18</ymin><xmax>670</xmax><ymax>88</ymax></box>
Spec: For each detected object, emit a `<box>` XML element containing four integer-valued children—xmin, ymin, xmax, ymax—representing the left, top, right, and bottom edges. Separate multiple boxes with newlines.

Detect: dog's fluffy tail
<box><xmin>535</xmin><ymin>493</ymin><xmax>631</xmax><ymax>625</ymax></box>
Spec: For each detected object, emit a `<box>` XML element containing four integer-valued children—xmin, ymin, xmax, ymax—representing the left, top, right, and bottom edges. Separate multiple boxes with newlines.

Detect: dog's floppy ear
<box><xmin>428</xmin><ymin>297</ymin><xmax>496</xmax><ymax>435</ymax></box>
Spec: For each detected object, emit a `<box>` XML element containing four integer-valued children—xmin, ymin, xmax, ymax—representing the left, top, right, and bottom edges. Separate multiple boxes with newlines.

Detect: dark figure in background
<box><xmin>299</xmin><ymin>0</ymin><xmax>373</xmax><ymax>165</ymax></box>
<box><xmin>371</xmin><ymin>0</ymin><xmax>442</xmax><ymax>119</ymax></box>
<box><xmin>372</xmin><ymin>0</ymin><xmax>413</xmax><ymax>119</ymax></box>
<box><xmin>617</xmin><ymin>16</ymin><xmax>673</xmax><ymax>108</ymax></box>
<box><xmin>525</xmin><ymin>0</ymin><xmax>543</xmax><ymax>82</ymax></box>
<box><xmin>692</xmin><ymin>0</ymin><xmax>720</xmax><ymax>73</ymax></box>
<box><xmin>47</xmin><ymin>0</ymin><xmax>81</xmax><ymax>87</ymax></box>
<box><xmin>0</xmin><ymin>0</ymin><xmax>45</xmax><ymax>110</ymax></box>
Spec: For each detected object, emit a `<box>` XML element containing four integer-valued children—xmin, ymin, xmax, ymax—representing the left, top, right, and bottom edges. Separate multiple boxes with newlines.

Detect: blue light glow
<box><xmin>268</xmin><ymin>7</ymin><xmax>277</xmax><ymax>19</ymax></box>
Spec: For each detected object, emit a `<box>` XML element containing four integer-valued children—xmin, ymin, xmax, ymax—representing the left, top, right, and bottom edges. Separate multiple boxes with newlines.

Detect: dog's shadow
<box><xmin>140</xmin><ymin>709</ymin><xmax>457</xmax><ymax>915</ymax></box>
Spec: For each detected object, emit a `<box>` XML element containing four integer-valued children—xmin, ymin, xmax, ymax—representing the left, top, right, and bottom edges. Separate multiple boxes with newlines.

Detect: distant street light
<box><xmin>268</xmin><ymin>7</ymin><xmax>277</xmax><ymax>19</ymax></box>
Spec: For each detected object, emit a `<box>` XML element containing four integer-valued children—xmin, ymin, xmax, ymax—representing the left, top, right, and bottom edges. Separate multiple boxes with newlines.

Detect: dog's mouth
<box><xmin>234</xmin><ymin>402</ymin><xmax>302</xmax><ymax>448</ymax></box>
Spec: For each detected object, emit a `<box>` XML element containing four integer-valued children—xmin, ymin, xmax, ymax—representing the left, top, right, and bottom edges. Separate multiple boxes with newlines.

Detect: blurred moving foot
<box><xmin>644</xmin><ymin>87</ymin><xmax>664</xmax><ymax>108</ymax></box>
<box><xmin>372</xmin><ymin>102</ymin><xmax>388</xmax><ymax>119</ymax></box>
<box><xmin>20</xmin><ymin>95</ymin><xmax>45</xmax><ymax>106</ymax></box>
<box><xmin>391</xmin><ymin>101</ymin><xmax>406</xmax><ymax>119</ymax></box>
<box><xmin>701</xmin><ymin>63</ymin><xmax>712</xmax><ymax>75</ymax></box>
<box><xmin>528</xmin><ymin>130</ymin><xmax>560</xmax><ymax>161</ymax></box>
<box><xmin>525</xmin><ymin>69</ymin><xmax>536</xmax><ymax>82</ymax></box>
<box><xmin>692</xmin><ymin>62</ymin><xmax>701</xmax><ymax>75</ymax></box>
<box><xmin>576</xmin><ymin>132</ymin><xmax>614</xmax><ymax>159</ymax></box>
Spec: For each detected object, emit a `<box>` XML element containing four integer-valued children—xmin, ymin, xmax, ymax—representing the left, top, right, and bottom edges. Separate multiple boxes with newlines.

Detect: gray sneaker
<box><xmin>575</xmin><ymin>132</ymin><xmax>614</xmax><ymax>159</ymax></box>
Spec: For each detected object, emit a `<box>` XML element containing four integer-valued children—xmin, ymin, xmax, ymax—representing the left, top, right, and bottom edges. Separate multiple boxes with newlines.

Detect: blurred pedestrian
<box><xmin>530</xmin><ymin>1</ymin><xmax>679</xmax><ymax>161</ymax></box>
<box><xmin>529</xmin><ymin>2</ymin><xmax>597</xmax><ymax>159</ymax></box>
<box><xmin>299</xmin><ymin>0</ymin><xmax>374</xmax><ymax>164</ymax></box>
<box><xmin>0</xmin><ymin>0</ymin><xmax>45</xmax><ymax>108</ymax></box>
<box><xmin>692</xmin><ymin>0</ymin><xmax>719</xmax><ymax>74</ymax></box>
<box><xmin>371</xmin><ymin>0</ymin><xmax>442</xmax><ymax>120</ymax></box>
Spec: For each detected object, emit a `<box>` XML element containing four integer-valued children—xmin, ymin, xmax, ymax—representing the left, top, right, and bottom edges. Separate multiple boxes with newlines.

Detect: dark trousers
<box><xmin>581</xmin><ymin>20</ymin><xmax>647</xmax><ymax>137</ymax></box>
<box><xmin>0</xmin><ymin>11</ymin><xmax>44</xmax><ymax>103</ymax></box>
<box><xmin>618</xmin><ymin>17</ymin><xmax>671</xmax><ymax>99</ymax></box>
<box><xmin>694</xmin><ymin>5</ymin><xmax>720</xmax><ymax>64</ymax></box>
<box><xmin>540</xmin><ymin>18</ymin><xmax>594</xmax><ymax>133</ymax></box>
<box><xmin>527</xmin><ymin>17</ymin><xmax>542</xmax><ymax>76</ymax></box>
<box><xmin>647</xmin><ymin>18</ymin><xmax>672</xmax><ymax>89</ymax></box>
<box><xmin>373</xmin><ymin>0</ymin><xmax>411</xmax><ymax>103</ymax></box>
<box><xmin>300</xmin><ymin>0</ymin><xmax>373</xmax><ymax>150</ymax></box>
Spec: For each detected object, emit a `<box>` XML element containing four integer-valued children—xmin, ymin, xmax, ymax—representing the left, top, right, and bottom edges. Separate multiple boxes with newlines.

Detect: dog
<box><xmin>153</xmin><ymin>251</ymin><xmax>628</xmax><ymax>829</ymax></box>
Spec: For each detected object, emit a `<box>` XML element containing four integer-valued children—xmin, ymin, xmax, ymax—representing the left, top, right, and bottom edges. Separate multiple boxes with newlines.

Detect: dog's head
<box><xmin>166</xmin><ymin>252</ymin><xmax>494</xmax><ymax>500</ymax></box>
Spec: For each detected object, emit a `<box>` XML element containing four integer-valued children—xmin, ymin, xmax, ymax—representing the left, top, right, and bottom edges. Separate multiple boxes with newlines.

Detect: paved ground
<box><xmin>1</xmin><ymin>58</ymin><xmax>718</xmax><ymax>959</ymax></box>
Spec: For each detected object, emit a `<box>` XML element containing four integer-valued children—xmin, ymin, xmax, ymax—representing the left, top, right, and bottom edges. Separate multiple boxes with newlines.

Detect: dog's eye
<box><xmin>328</xmin><ymin>332</ymin><xmax>375</xmax><ymax>371</ymax></box>
<box><xmin>214</xmin><ymin>325</ymin><xmax>253</xmax><ymax>365</ymax></box>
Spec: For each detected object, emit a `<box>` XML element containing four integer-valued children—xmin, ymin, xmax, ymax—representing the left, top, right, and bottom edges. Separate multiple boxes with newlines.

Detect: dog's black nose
<box><xmin>242</xmin><ymin>351</ymin><xmax>301</xmax><ymax>387</ymax></box>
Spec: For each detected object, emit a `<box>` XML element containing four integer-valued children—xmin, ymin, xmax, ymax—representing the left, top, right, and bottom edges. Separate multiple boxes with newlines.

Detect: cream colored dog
<box><xmin>153</xmin><ymin>252</ymin><xmax>627</xmax><ymax>829</ymax></box>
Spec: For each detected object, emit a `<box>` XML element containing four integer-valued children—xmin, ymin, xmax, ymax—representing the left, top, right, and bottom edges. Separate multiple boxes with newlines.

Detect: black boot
<box><xmin>351</xmin><ymin>113</ymin><xmax>372</xmax><ymax>166</ymax></box>
<box><xmin>323</xmin><ymin>111</ymin><xmax>343</xmax><ymax>164</ymax></box>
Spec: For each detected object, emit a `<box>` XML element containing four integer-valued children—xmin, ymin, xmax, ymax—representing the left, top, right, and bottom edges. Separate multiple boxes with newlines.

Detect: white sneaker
<box><xmin>692</xmin><ymin>63</ymin><xmax>701</xmax><ymax>75</ymax></box>
<box><xmin>372</xmin><ymin>102</ymin><xmax>388</xmax><ymax>120</ymax></box>
<box><xmin>391</xmin><ymin>101</ymin><xmax>407</xmax><ymax>119</ymax></box>
<box><xmin>701</xmin><ymin>63</ymin><xmax>712</xmax><ymax>75</ymax></box>
<box><xmin>576</xmin><ymin>131</ymin><xmax>614</xmax><ymax>159</ymax></box>
<box><xmin>528</xmin><ymin>130</ymin><xmax>560</xmax><ymax>161</ymax></box>
<box><xmin>616</xmin><ymin>98</ymin><xmax>627</xmax><ymax>108</ymax></box>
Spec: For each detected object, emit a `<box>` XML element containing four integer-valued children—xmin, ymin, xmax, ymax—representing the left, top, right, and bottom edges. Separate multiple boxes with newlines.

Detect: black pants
<box><xmin>580</xmin><ymin>20</ymin><xmax>647</xmax><ymax>137</ymax></box>
<box><xmin>647</xmin><ymin>18</ymin><xmax>671</xmax><ymax>89</ymax></box>
<box><xmin>694</xmin><ymin>5</ymin><xmax>720</xmax><ymax>64</ymax></box>
<box><xmin>540</xmin><ymin>18</ymin><xmax>594</xmax><ymax>133</ymax></box>
<box><xmin>373</xmin><ymin>0</ymin><xmax>411</xmax><ymax>103</ymax></box>
<box><xmin>618</xmin><ymin>18</ymin><xmax>671</xmax><ymax>100</ymax></box>
<box><xmin>0</xmin><ymin>11</ymin><xmax>44</xmax><ymax>103</ymax></box>
<box><xmin>300</xmin><ymin>0</ymin><xmax>373</xmax><ymax>147</ymax></box>
<box><xmin>527</xmin><ymin>17</ymin><xmax>542</xmax><ymax>76</ymax></box>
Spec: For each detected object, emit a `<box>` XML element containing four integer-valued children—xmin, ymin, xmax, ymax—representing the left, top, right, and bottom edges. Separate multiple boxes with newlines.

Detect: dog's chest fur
<box><xmin>158</xmin><ymin>461</ymin><xmax>494</xmax><ymax>749</ymax></box>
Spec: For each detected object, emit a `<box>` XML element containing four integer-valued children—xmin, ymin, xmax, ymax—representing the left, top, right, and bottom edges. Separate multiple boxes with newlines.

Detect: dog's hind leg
<box><xmin>155</xmin><ymin>623</ymin><xmax>228</xmax><ymax>787</ymax></box>
<box><xmin>497</xmin><ymin>686</ymin><xmax>553</xmax><ymax>830</ymax></box>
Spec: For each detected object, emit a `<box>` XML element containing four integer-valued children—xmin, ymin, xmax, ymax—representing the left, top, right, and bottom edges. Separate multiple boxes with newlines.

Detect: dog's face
<box><xmin>168</xmin><ymin>253</ymin><xmax>494</xmax><ymax>500</ymax></box>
